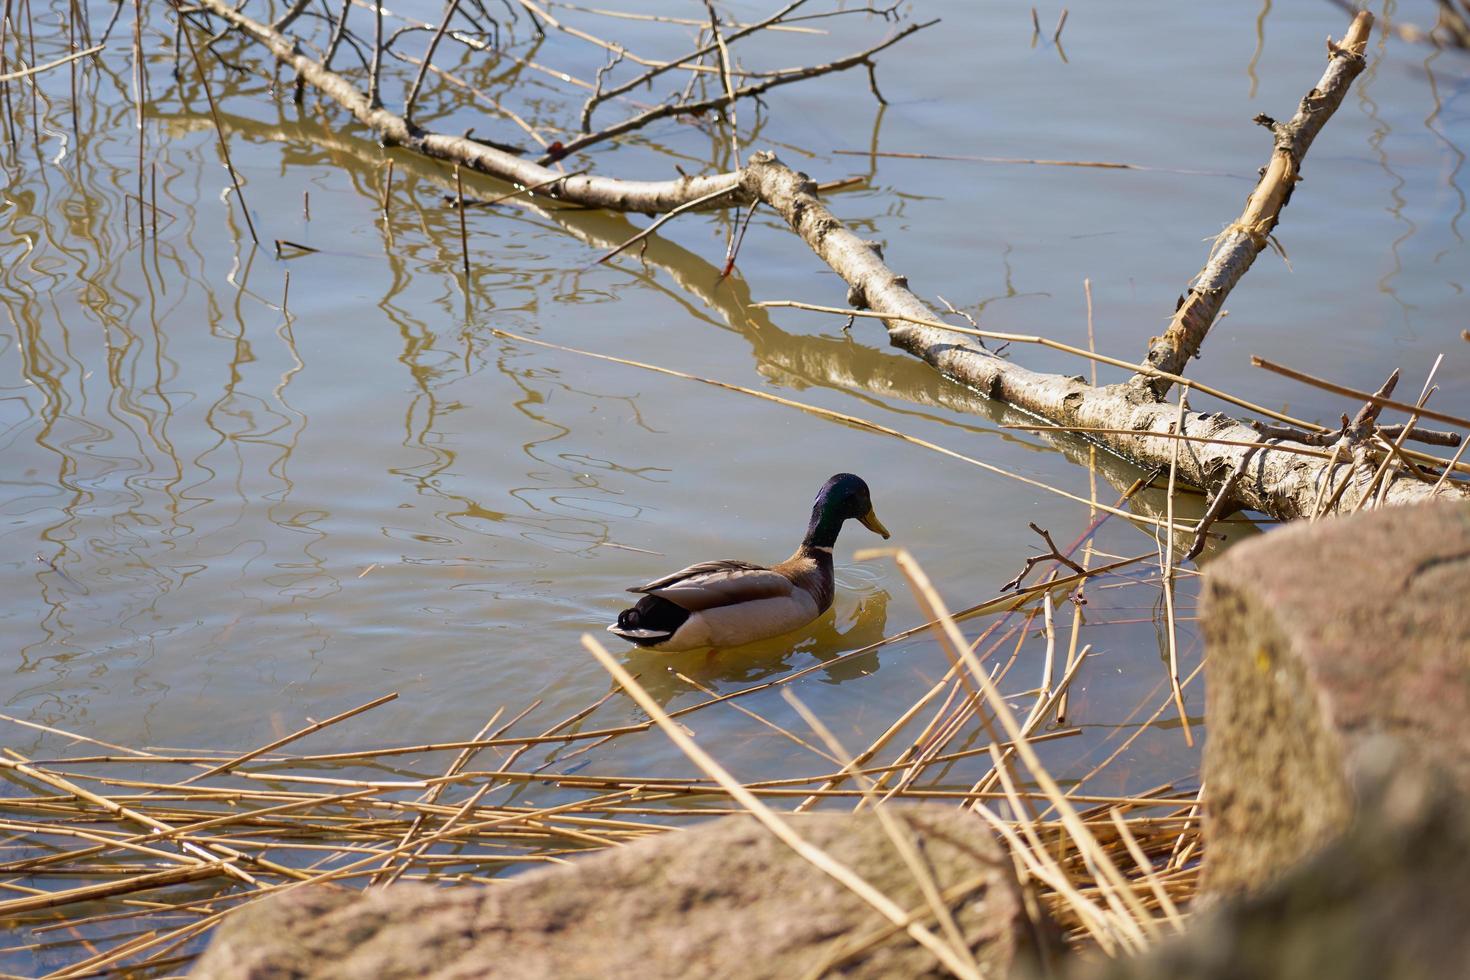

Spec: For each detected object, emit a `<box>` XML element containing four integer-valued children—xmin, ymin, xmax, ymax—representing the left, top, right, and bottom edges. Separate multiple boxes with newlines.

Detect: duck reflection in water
<box><xmin>619</xmin><ymin>587</ymin><xmax>890</xmax><ymax>703</ymax></box>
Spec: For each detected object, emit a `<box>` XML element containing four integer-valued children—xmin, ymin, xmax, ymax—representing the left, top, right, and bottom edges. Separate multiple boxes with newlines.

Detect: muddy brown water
<box><xmin>1</xmin><ymin>1</ymin><xmax>1467</xmax><ymax>969</ymax></box>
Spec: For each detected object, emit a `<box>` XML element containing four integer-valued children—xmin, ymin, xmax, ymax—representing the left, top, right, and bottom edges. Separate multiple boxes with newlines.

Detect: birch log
<box><xmin>190</xmin><ymin>4</ymin><xmax>1467</xmax><ymax>521</ymax></box>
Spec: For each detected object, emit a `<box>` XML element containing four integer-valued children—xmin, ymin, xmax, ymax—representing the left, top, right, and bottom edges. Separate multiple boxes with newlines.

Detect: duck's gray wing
<box><xmin>629</xmin><ymin>559</ymin><xmax>794</xmax><ymax>612</ymax></box>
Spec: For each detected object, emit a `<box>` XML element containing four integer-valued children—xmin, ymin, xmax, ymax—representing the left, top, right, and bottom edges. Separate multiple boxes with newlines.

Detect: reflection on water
<box><xmin>624</xmin><ymin>586</ymin><xmax>892</xmax><ymax>701</ymax></box>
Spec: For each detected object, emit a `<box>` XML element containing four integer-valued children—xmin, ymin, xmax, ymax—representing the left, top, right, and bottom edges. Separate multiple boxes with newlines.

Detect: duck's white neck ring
<box><xmin>810</xmin><ymin>545</ymin><xmax>833</xmax><ymax>554</ymax></box>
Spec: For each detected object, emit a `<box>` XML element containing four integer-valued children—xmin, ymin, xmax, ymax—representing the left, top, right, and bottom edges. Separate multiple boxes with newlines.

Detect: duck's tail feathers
<box><xmin>606</xmin><ymin>595</ymin><xmax>687</xmax><ymax>646</ymax></box>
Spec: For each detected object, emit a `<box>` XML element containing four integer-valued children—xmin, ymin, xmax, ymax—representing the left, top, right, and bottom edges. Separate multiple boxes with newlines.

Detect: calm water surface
<box><xmin>1</xmin><ymin>0</ymin><xmax>1467</xmax><ymax>861</ymax></box>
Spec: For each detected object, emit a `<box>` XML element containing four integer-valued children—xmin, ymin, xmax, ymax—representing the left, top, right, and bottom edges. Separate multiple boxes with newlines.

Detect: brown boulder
<box><xmin>191</xmin><ymin>806</ymin><xmax>1060</xmax><ymax>979</ymax></box>
<box><xmin>1060</xmin><ymin>740</ymin><xmax>1470</xmax><ymax>980</ymax></box>
<box><xmin>1199</xmin><ymin>499</ymin><xmax>1470</xmax><ymax>895</ymax></box>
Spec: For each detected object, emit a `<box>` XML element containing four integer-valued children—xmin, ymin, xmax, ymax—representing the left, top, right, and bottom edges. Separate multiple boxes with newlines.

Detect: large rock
<box><xmin>1063</xmin><ymin>740</ymin><xmax>1470</xmax><ymax>980</ymax></box>
<box><xmin>1199</xmin><ymin>500</ymin><xmax>1470</xmax><ymax>895</ymax></box>
<box><xmin>191</xmin><ymin>806</ymin><xmax>1060</xmax><ymax>979</ymax></box>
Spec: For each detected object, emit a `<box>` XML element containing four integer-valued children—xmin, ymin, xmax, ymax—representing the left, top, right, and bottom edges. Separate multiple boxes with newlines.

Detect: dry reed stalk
<box><xmin>1108</xmin><ymin>808</ymin><xmax>1184</xmax><ymax>932</ymax></box>
<box><xmin>679</xmin><ymin>673</ymin><xmax>838</xmax><ymax>763</ymax></box>
<box><xmin>367</xmin><ymin>707</ymin><xmax>507</xmax><ymax>886</ymax></box>
<box><xmin>970</xmin><ymin>637</ymin><xmax>1094</xmax><ymax>801</ymax></box>
<box><xmin>1165</xmin><ymin>784</ymin><xmax>1205</xmax><ymax>872</ymax></box>
<box><xmin>796</xmin><ymin>669</ymin><xmax>956</xmax><ymax>812</ymax></box>
<box><xmin>783</xmin><ymin>691</ymin><xmax>976</xmax><ymax>970</ymax></box>
<box><xmin>379</xmin><ymin>690</ymin><xmax>624</xmax><ymax>884</ymax></box>
<box><xmin>987</xmin><ymin>742</ymin><xmax>1151</xmax><ymax>947</ymax></box>
<box><xmin>1160</xmin><ymin>391</ymin><xmax>1194</xmax><ymax>747</ymax></box>
<box><xmin>1358</xmin><ymin>359</ymin><xmax>1442</xmax><ymax>510</ymax></box>
<box><xmin>180</xmin><ymin>693</ymin><xmax>398</xmax><ymax>785</ymax></box>
<box><xmin>1431</xmin><ymin>431</ymin><xmax>1470</xmax><ymax>493</ymax></box>
<box><xmin>179</xmin><ymin>13</ymin><xmax>258</xmax><ymax>244</ymax></box>
<box><xmin>0</xmin><ymin>863</ymin><xmax>233</xmax><ymax>917</ymax></box>
<box><xmin>1060</xmin><ymin>659</ymin><xmax>1206</xmax><ymax>807</ymax></box>
<box><xmin>0</xmin><ymin>755</ymin><xmax>256</xmax><ymax>886</ymax></box>
<box><xmin>0</xmin><ymin>714</ymin><xmax>160</xmax><ymax>759</ymax></box>
<box><xmin>4</xmin><ymin>788</ymin><xmax>384</xmax><ymax>876</ymax></box>
<box><xmin>0</xmin><ymin>41</ymin><xmax>100</xmax><ymax>82</ymax></box>
<box><xmin>860</xmin><ymin>550</ymin><xmax>1161</xmax><ymax>942</ymax></box>
<box><xmin>971</xmin><ymin>799</ymin><xmax>1118</xmax><ymax>953</ymax></box>
<box><xmin>752</xmin><ymin>300</ymin><xmax>1323</xmax><ymax>434</ymax></box>
<box><xmin>1252</xmin><ymin>354</ymin><xmax>1470</xmax><ymax>432</ymax></box>
<box><xmin>1002</xmin><ymin>423</ymin><xmax>1336</xmax><ymax>461</ymax></box>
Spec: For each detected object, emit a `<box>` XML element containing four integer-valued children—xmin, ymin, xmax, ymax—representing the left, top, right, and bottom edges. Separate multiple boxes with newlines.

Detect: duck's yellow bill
<box><xmin>860</xmin><ymin>507</ymin><xmax>891</xmax><ymax>539</ymax></box>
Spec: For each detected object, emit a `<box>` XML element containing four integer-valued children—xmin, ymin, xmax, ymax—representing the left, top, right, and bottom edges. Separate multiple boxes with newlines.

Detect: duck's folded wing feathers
<box><xmin>630</xmin><ymin>559</ymin><xmax>794</xmax><ymax>612</ymax></box>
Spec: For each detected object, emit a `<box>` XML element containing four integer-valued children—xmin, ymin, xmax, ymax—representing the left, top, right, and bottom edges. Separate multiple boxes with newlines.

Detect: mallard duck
<box><xmin>606</xmin><ymin>473</ymin><xmax>890</xmax><ymax>652</ymax></box>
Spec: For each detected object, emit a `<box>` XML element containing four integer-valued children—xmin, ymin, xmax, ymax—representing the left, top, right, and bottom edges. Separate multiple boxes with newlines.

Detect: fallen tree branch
<box><xmin>189</xmin><ymin>4</ymin><xmax>1466</xmax><ymax>525</ymax></box>
<box><xmin>736</xmin><ymin>11</ymin><xmax>1464</xmax><ymax>519</ymax></box>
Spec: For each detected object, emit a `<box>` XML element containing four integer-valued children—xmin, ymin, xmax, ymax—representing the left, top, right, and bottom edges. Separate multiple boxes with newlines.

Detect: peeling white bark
<box><xmin>740</xmin><ymin>153</ymin><xmax>1466</xmax><ymax>521</ymax></box>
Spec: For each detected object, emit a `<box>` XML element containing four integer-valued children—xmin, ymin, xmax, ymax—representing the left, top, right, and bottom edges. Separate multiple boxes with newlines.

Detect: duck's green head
<box><xmin>805</xmin><ymin>473</ymin><xmax>890</xmax><ymax>548</ymax></box>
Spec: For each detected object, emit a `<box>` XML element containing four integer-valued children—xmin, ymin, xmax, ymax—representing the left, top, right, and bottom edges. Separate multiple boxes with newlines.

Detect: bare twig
<box><xmin>1001</xmin><ymin>523</ymin><xmax>1087</xmax><ymax>592</ymax></box>
<box><xmin>403</xmin><ymin>0</ymin><xmax>464</xmax><ymax>121</ymax></box>
<box><xmin>541</xmin><ymin>20</ymin><xmax>936</xmax><ymax>164</ymax></box>
<box><xmin>179</xmin><ymin>11</ymin><xmax>259</xmax><ymax>244</ymax></box>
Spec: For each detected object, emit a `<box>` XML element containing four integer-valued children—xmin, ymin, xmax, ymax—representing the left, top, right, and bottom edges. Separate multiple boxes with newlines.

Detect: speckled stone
<box><xmin>190</xmin><ymin>806</ymin><xmax>1061</xmax><ymax>979</ymax></box>
<box><xmin>1199</xmin><ymin>500</ymin><xmax>1470</xmax><ymax>896</ymax></box>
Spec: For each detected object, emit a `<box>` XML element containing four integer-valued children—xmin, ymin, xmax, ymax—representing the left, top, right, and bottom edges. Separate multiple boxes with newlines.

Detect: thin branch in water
<box><xmin>455</xmin><ymin>164</ymin><xmax>471</xmax><ymax>283</ymax></box>
<box><xmin>592</xmin><ymin>183</ymin><xmax>739</xmax><ymax>266</ymax></box>
<box><xmin>721</xmin><ymin>199</ymin><xmax>758</xmax><ymax>279</ymax></box>
<box><xmin>705</xmin><ymin>0</ymin><xmax>740</xmax><ymax>165</ymax></box>
<box><xmin>1001</xmin><ymin>523</ymin><xmax>1087</xmax><ymax>592</ymax></box>
<box><xmin>179</xmin><ymin>11</ymin><xmax>259</xmax><ymax>245</ymax></box>
<box><xmin>542</xmin><ymin>19</ymin><xmax>937</xmax><ymax>164</ymax></box>
<box><xmin>403</xmin><ymin>0</ymin><xmax>463</xmax><ymax>122</ymax></box>
<box><xmin>1186</xmin><ymin>442</ymin><xmax>1263</xmax><ymax>561</ymax></box>
<box><xmin>323</xmin><ymin>0</ymin><xmax>352</xmax><ymax>70</ymax></box>
<box><xmin>369</xmin><ymin>0</ymin><xmax>383</xmax><ymax>107</ymax></box>
<box><xmin>1160</xmin><ymin>388</ymin><xmax>1194</xmax><ymax>749</ymax></box>
<box><xmin>462</xmin><ymin>169</ymin><xmax>585</xmax><ymax>210</ymax></box>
